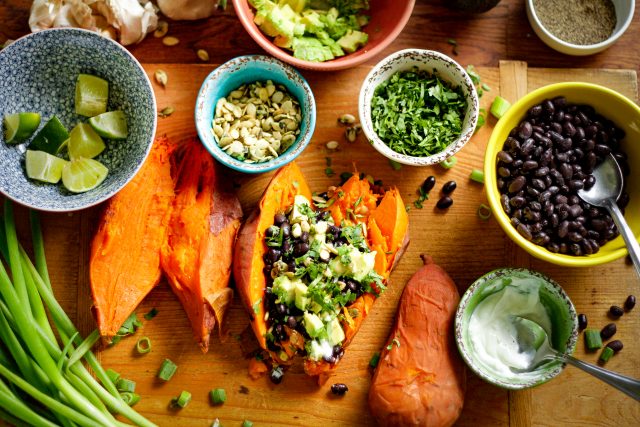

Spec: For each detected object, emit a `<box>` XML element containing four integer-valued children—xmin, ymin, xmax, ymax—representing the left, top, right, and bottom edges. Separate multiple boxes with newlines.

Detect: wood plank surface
<box><xmin>13</xmin><ymin>62</ymin><xmax>635</xmax><ymax>426</ymax></box>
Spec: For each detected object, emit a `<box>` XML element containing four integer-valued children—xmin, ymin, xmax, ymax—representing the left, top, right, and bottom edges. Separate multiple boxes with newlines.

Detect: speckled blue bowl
<box><xmin>195</xmin><ymin>55</ymin><xmax>316</xmax><ymax>174</ymax></box>
<box><xmin>0</xmin><ymin>28</ymin><xmax>156</xmax><ymax>212</ymax></box>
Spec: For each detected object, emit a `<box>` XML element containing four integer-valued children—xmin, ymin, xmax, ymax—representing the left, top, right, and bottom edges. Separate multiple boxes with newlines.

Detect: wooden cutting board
<box><xmin>27</xmin><ymin>61</ymin><xmax>639</xmax><ymax>426</ymax></box>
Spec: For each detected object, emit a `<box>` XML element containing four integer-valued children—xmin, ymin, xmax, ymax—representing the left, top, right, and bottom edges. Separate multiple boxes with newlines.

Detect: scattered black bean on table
<box><xmin>421</xmin><ymin>176</ymin><xmax>436</xmax><ymax>193</ymax></box>
<box><xmin>600</xmin><ymin>322</ymin><xmax>617</xmax><ymax>340</ymax></box>
<box><xmin>577</xmin><ymin>313</ymin><xmax>588</xmax><ymax>330</ymax></box>
<box><xmin>331</xmin><ymin>383</ymin><xmax>349</xmax><ymax>396</ymax></box>
<box><xmin>624</xmin><ymin>295</ymin><xmax>636</xmax><ymax>311</ymax></box>
<box><xmin>442</xmin><ymin>180</ymin><xmax>457</xmax><ymax>194</ymax></box>
<box><xmin>606</xmin><ymin>340</ymin><xmax>624</xmax><ymax>353</ymax></box>
<box><xmin>496</xmin><ymin>96</ymin><xmax>631</xmax><ymax>256</ymax></box>
<box><xmin>609</xmin><ymin>305</ymin><xmax>624</xmax><ymax>318</ymax></box>
<box><xmin>436</xmin><ymin>196</ymin><xmax>453</xmax><ymax>210</ymax></box>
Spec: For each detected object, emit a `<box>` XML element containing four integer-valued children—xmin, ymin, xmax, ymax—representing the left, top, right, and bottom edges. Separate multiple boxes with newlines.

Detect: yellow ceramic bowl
<box><xmin>485</xmin><ymin>82</ymin><xmax>640</xmax><ymax>267</ymax></box>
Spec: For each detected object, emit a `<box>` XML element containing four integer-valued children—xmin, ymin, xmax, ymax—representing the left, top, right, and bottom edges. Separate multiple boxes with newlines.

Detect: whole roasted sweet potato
<box><xmin>369</xmin><ymin>255</ymin><xmax>465</xmax><ymax>427</ymax></box>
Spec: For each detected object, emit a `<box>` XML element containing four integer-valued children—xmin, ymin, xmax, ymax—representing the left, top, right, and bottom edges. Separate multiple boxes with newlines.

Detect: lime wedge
<box><xmin>89</xmin><ymin>110</ymin><xmax>128</xmax><ymax>140</ymax></box>
<box><xmin>57</xmin><ymin>138</ymin><xmax>69</xmax><ymax>155</ymax></box>
<box><xmin>25</xmin><ymin>150</ymin><xmax>68</xmax><ymax>184</ymax></box>
<box><xmin>68</xmin><ymin>123</ymin><xmax>105</xmax><ymax>160</ymax></box>
<box><xmin>62</xmin><ymin>158</ymin><xmax>109</xmax><ymax>193</ymax></box>
<box><xmin>4</xmin><ymin>112</ymin><xmax>41</xmax><ymax>144</ymax></box>
<box><xmin>75</xmin><ymin>74</ymin><xmax>109</xmax><ymax>117</ymax></box>
<box><xmin>29</xmin><ymin>116</ymin><xmax>69</xmax><ymax>154</ymax></box>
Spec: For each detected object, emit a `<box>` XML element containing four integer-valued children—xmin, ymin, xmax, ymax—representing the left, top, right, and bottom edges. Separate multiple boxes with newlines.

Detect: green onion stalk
<box><xmin>0</xmin><ymin>201</ymin><xmax>157</xmax><ymax>427</ymax></box>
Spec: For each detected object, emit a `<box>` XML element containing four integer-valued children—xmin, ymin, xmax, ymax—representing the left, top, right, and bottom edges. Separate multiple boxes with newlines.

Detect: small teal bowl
<box><xmin>195</xmin><ymin>55</ymin><xmax>316</xmax><ymax>174</ymax></box>
<box><xmin>0</xmin><ymin>28</ymin><xmax>156</xmax><ymax>212</ymax></box>
<box><xmin>455</xmin><ymin>268</ymin><xmax>578</xmax><ymax>390</ymax></box>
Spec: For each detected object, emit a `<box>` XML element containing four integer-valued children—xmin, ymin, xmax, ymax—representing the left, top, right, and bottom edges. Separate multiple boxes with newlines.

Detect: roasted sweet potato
<box><xmin>369</xmin><ymin>255</ymin><xmax>465</xmax><ymax>427</ymax></box>
<box><xmin>233</xmin><ymin>164</ymin><xmax>409</xmax><ymax>382</ymax></box>
<box><xmin>161</xmin><ymin>140</ymin><xmax>242</xmax><ymax>352</ymax></box>
<box><xmin>90</xmin><ymin>136</ymin><xmax>175</xmax><ymax>339</ymax></box>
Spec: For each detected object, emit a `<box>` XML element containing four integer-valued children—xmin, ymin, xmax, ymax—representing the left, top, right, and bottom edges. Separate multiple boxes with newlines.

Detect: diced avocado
<box><xmin>272</xmin><ymin>275</ymin><xmax>296</xmax><ymax>305</ymax></box>
<box><xmin>303</xmin><ymin>312</ymin><xmax>324</xmax><ymax>338</ymax></box>
<box><xmin>262</xmin><ymin>4</ymin><xmax>300</xmax><ymax>42</ymax></box>
<box><xmin>291</xmin><ymin>194</ymin><xmax>311</xmax><ymax>223</ymax></box>
<box><xmin>329</xmin><ymin>247</ymin><xmax>376</xmax><ymax>281</ymax></box>
<box><xmin>310</xmin><ymin>301</ymin><xmax>323</xmax><ymax>313</ymax></box>
<box><xmin>300</xmin><ymin>10</ymin><xmax>325</xmax><ymax>34</ymax></box>
<box><xmin>307</xmin><ymin>339</ymin><xmax>333</xmax><ymax>361</ymax></box>
<box><xmin>316</xmin><ymin>31</ymin><xmax>345</xmax><ymax>57</ymax></box>
<box><xmin>337</xmin><ymin>30</ymin><xmax>368</xmax><ymax>53</ymax></box>
<box><xmin>326</xmin><ymin>318</ymin><xmax>345</xmax><ymax>346</ymax></box>
<box><xmin>280</xmin><ymin>0</ymin><xmax>306</xmax><ymax>13</ymax></box>
<box><xmin>293</xmin><ymin>44</ymin><xmax>334</xmax><ymax>62</ymax></box>
<box><xmin>294</xmin><ymin>281</ymin><xmax>309</xmax><ymax>310</ymax></box>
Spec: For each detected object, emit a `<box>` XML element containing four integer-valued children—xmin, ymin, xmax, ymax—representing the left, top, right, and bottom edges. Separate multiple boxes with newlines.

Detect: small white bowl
<box><xmin>526</xmin><ymin>0</ymin><xmax>635</xmax><ymax>56</ymax></box>
<box><xmin>358</xmin><ymin>49</ymin><xmax>479</xmax><ymax>166</ymax></box>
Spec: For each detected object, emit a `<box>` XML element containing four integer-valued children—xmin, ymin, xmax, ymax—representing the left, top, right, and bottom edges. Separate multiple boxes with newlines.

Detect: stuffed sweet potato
<box><xmin>369</xmin><ymin>255</ymin><xmax>465</xmax><ymax>427</ymax></box>
<box><xmin>233</xmin><ymin>163</ymin><xmax>409</xmax><ymax>382</ymax></box>
<box><xmin>161</xmin><ymin>140</ymin><xmax>242</xmax><ymax>351</ymax></box>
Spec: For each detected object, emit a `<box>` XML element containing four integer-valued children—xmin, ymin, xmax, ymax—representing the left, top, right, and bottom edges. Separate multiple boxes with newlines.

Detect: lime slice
<box><xmin>68</xmin><ymin>123</ymin><xmax>105</xmax><ymax>160</ymax></box>
<box><xmin>89</xmin><ymin>110</ymin><xmax>128</xmax><ymax>140</ymax></box>
<box><xmin>25</xmin><ymin>150</ymin><xmax>68</xmax><ymax>184</ymax></box>
<box><xmin>29</xmin><ymin>116</ymin><xmax>69</xmax><ymax>154</ymax></box>
<box><xmin>4</xmin><ymin>112</ymin><xmax>41</xmax><ymax>144</ymax></box>
<box><xmin>62</xmin><ymin>157</ymin><xmax>109</xmax><ymax>193</ymax></box>
<box><xmin>75</xmin><ymin>74</ymin><xmax>109</xmax><ymax>117</ymax></box>
<box><xmin>56</xmin><ymin>138</ymin><xmax>69</xmax><ymax>155</ymax></box>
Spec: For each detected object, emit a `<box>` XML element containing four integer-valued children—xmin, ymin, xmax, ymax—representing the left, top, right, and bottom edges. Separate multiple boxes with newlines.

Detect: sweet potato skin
<box><xmin>90</xmin><ymin>136</ymin><xmax>175</xmax><ymax>339</ymax></box>
<box><xmin>369</xmin><ymin>255</ymin><xmax>465</xmax><ymax>427</ymax></box>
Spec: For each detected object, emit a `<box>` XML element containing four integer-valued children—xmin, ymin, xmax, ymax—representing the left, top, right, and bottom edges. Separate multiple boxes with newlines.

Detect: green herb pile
<box><xmin>371</xmin><ymin>67</ymin><xmax>467</xmax><ymax>157</ymax></box>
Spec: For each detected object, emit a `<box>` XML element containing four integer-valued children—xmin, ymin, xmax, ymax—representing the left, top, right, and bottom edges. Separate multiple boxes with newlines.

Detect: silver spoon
<box><xmin>578</xmin><ymin>154</ymin><xmax>640</xmax><ymax>279</ymax></box>
<box><xmin>511</xmin><ymin>316</ymin><xmax>640</xmax><ymax>401</ymax></box>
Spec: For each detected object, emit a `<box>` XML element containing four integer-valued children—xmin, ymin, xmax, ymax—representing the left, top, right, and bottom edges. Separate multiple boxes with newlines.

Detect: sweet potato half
<box><xmin>233</xmin><ymin>162</ymin><xmax>409</xmax><ymax>381</ymax></box>
<box><xmin>369</xmin><ymin>255</ymin><xmax>465</xmax><ymax>427</ymax></box>
<box><xmin>161</xmin><ymin>140</ymin><xmax>242</xmax><ymax>352</ymax></box>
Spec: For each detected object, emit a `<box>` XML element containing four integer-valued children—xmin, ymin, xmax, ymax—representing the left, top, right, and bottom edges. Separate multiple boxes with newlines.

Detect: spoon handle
<box><xmin>606</xmin><ymin>200</ymin><xmax>640</xmax><ymax>280</ymax></box>
<box><xmin>562</xmin><ymin>354</ymin><xmax>640</xmax><ymax>401</ymax></box>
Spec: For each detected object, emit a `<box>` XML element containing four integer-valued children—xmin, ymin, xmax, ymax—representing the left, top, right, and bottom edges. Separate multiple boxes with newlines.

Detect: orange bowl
<box><xmin>232</xmin><ymin>0</ymin><xmax>415</xmax><ymax>71</ymax></box>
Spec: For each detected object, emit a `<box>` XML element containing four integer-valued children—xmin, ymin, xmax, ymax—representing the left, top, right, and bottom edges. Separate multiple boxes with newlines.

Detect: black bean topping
<box><xmin>600</xmin><ymin>323</ymin><xmax>617</xmax><ymax>340</ymax></box>
<box><xmin>287</xmin><ymin>316</ymin><xmax>297</xmax><ymax>329</ymax></box>
<box><xmin>281</xmin><ymin>222</ymin><xmax>291</xmax><ymax>238</ymax></box>
<box><xmin>300</xmin><ymin>231</ymin><xmax>309</xmax><ymax>243</ymax></box>
<box><xmin>293</xmin><ymin>242</ymin><xmax>310</xmax><ymax>257</ymax></box>
<box><xmin>606</xmin><ymin>340</ymin><xmax>623</xmax><ymax>353</ymax></box>
<box><xmin>609</xmin><ymin>305</ymin><xmax>624</xmax><ymax>318</ymax></box>
<box><xmin>330</xmin><ymin>383</ymin><xmax>348</xmax><ymax>396</ymax></box>
<box><xmin>323</xmin><ymin>355</ymin><xmax>336</xmax><ymax>364</ymax></box>
<box><xmin>625</xmin><ymin>295</ymin><xmax>636</xmax><ymax>311</ymax></box>
<box><xmin>274</xmin><ymin>213</ymin><xmax>287</xmax><ymax>225</ymax></box>
<box><xmin>436</xmin><ymin>196</ymin><xmax>453</xmax><ymax>210</ymax></box>
<box><xmin>270</xmin><ymin>367</ymin><xmax>284</xmax><ymax>384</ymax></box>
<box><xmin>421</xmin><ymin>176</ymin><xmax>436</xmax><ymax>193</ymax></box>
<box><xmin>442</xmin><ymin>181</ymin><xmax>457</xmax><ymax>194</ymax></box>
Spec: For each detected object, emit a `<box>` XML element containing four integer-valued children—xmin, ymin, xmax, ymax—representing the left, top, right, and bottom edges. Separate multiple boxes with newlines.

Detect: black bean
<box><xmin>518</xmin><ymin>121</ymin><xmax>533</xmax><ymax>139</ymax></box>
<box><xmin>559</xmin><ymin>163</ymin><xmax>573</xmax><ymax>180</ymax></box>
<box><xmin>606</xmin><ymin>340</ymin><xmax>624</xmax><ymax>353</ymax></box>
<box><xmin>274</xmin><ymin>213</ymin><xmax>287</xmax><ymax>225</ymax></box>
<box><xmin>293</xmin><ymin>242</ymin><xmax>309</xmax><ymax>257</ymax></box>
<box><xmin>531</xmin><ymin>179</ymin><xmax>545</xmax><ymax>191</ymax></box>
<box><xmin>568</xmin><ymin>180</ymin><xmax>584</xmax><ymax>191</ymax></box>
<box><xmin>625</xmin><ymin>295</ymin><xmax>636</xmax><ymax>311</ymax></box>
<box><xmin>300</xmin><ymin>231</ymin><xmax>309</xmax><ymax>243</ymax></box>
<box><xmin>287</xmin><ymin>316</ymin><xmax>297</xmax><ymax>329</ymax></box>
<box><xmin>521</xmin><ymin>139</ymin><xmax>535</xmax><ymax>155</ymax></box>
<box><xmin>517</xmin><ymin>223</ymin><xmax>533</xmax><ymax>240</ymax></box>
<box><xmin>421</xmin><ymin>176</ymin><xmax>436</xmax><ymax>193</ymax></box>
<box><xmin>609</xmin><ymin>305</ymin><xmax>624</xmax><ymax>318</ymax></box>
<box><xmin>549</xmin><ymin>130</ymin><xmax>564</xmax><ymax>145</ymax></box>
<box><xmin>323</xmin><ymin>354</ymin><xmax>337</xmax><ymax>364</ymax></box>
<box><xmin>583</xmin><ymin>175</ymin><xmax>596</xmax><ymax>190</ymax></box>
<box><xmin>535</xmin><ymin>166</ymin><xmax>550</xmax><ymax>177</ymax></box>
<box><xmin>568</xmin><ymin>232</ymin><xmax>583</xmax><ymax>242</ymax></box>
<box><xmin>569</xmin><ymin>243</ymin><xmax>582</xmax><ymax>256</ymax></box>
<box><xmin>578</xmin><ymin>313</ymin><xmax>588</xmax><ymax>330</ymax></box>
<box><xmin>538</xmin><ymin>191</ymin><xmax>552</xmax><ymax>203</ymax></box>
<box><xmin>510</xmin><ymin>196</ymin><xmax>526</xmax><ymax>208</ymax></box>
<box><xmin>500</xmin><ymin>194</ymin><xmax>511</xmax><ymax>214</ymax></box>
<box><xmin>523</xmin><ymin>160</ymin><xmax>538</xmax><ymax>172</ymax></box>
<box><xmin>331</xmin><ymin>383</ymin><xmax>348</xmax><ymax>396</ymax></box>
<box><xmin>265</xmin><ymin>226</ymin><xmax>279</xmax><ymax>238</ymax></box>
<box><xmin>442</xmin><ymin>181</ymin><xmax>457</xmax><ymax>194</ymax></box>
<box><xmin>497</xmin><ymin>151</ymin><xmax>513</xmax><ymax>164</ymax></box>
<box><xmin>568</xmin><ymin>204</ymin><xmax>583</xmax><ymax>218</ymax></box>
<box><xmin>281</xmin><ymin>222</ymin><xmax>291</xmax><ymax>238</ymax></box>
<box><xmin>270</xmin><ymin>367</ymin><xmax>284</xmax><ymax>384</ymax></box>
<box><xmin>530</xmin><ymin>201</ymin><xmax>542</xmax><ymax>211</ymax></box>
<box><xmin>594</xmin><ymin>144</ymin><xmax>611</xmax><ymax>156</ymax></box>
<box><xmin>436</xmin><ymin>196</ymin><xmax>453</xmax><ymax>210</ymax></box>
<box><xmin>600</xmin><ymin>323</ymin><xmax>617</xmax><ymax>340</ymax></box>
<box><xmin>550</xmin><ymin>213</ymin><xmax>559</xmax><ymax>227</ymax></box>
<box><xmin>529</xmin><ymin>104</ymin><xmax>543</xmax><ymax>116</ymax></box>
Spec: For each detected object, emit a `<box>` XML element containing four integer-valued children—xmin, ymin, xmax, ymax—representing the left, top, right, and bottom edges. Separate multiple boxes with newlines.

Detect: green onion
<box><xmin>585</xmin><ymin>329</ymin><xmax>603</xmax><ymax>350</ymax></box>
<box><xmin>481</xmin><ymin>83</ymin><xmax>491</xmax><ymax>91</ymax></box>
<box><xmin>105</xmin><ymin>368</ymin><xmax>120</xmax><ymax>384</ymax></box>
<box><xmin>477</xmin><ymin>204</ymin><xmax>492</xmax><ymax>220</ymax></box>
<box><xmin>136</xmin><ymin>337</ymin><xmax>152</xmax><ymax>354</ymax></box>
<box><xmin>172</xmin><ymin>390</ymin><xmax>192</xmax><ymax>408</ymax></box>
<box><xmin>144</xmin><ymin>308</ymin><xmax>159</xmax><ymax>321</ymax></box>
<box><xmin>66</xmin><ymin>329</ymin><xmax>100</xmax><ymax>369</ymax></box>
<box><xmin>440</xmin><ymin>156</ymin><xmax>457</xmax><ymax>169</ymax></box>
<box><xmin>158</xmin><ymin>359</ymin><xmax>177</xmax><ymax>381</ymax></box>
<box><xmin>369</xmin><ymin>352</ymin><xmax>380</xmax><ymax>368</ymax></box>
<box><xmin>120</xmin><ymin>392</ymin><xmax>140</xmax><ymax>407</ymax></box>
<box><xmin>490</xmin><ymin>96</ymin><xmax>511</xmax><ymax>119</ymax></box>
<box><xmin>210</xmin><ymin>388</ymin><xmax>227</xmax><ymax>405</ymax></box>
<box><xmin>389</xmin><ymin>160</ymin><xmax>402</xmax><ymax>171</ymax></box>
<box><xmin>116</xmin><ymin>378</ymin><xmax>136</xmax><ymax>393</ymax></box>
<box><xmin>56</xmin><ymin>331</ymin><xmax>79</xmax><ymax>371</ymax></box>
<box><xmin>211</xmin><ymin>419</ymin><xmax>221</xmax><ymax>427</ymax></box>
<box><xmin>599</xmin><ymin>346</ymin><xmax>614</xmax><ymax>363</ymax></box>
<box><xmin>242</xmin><ymin>420</ymin><xmax>253</xmax><ymax>427</ymax></box>
<box><xmin>470</xmin><ymin>169</ymin><xmax>485</xmax><ymax>184</ymax></box>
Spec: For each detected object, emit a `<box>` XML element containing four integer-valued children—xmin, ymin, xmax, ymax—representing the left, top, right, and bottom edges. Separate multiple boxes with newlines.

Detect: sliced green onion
<box><xmin>440</xmin><ymin>156</ymin><xmax>457</xmax><ymax>169</ymax></box>
<box><xmin>585</xmin><ymin>329</ymin><xmax>603</xmax><ymax>350</ymax></box>
<box><xmin>136</xmin><ymin>337</ymin><xmax>151</xmax><ymax>355</ymax></box>
<box><xmin>470</xmin><ymin>169</ymin><xmax>485</xmax><ymax>184</ymax></box>
<box><xmin>210</xmin><ymin>388</ymin><xmax>226</xmax><ymax>405</ymax></box>
<box><xmin>389</xmin><ymin>160</ymin><xmax>402</xmax><ymax>171</ymax></box>
<box><xmin>477</xmin><ymin>204</ymin><xmax>492</xmax><ymax>220</ymax></box>
<box><xmin>105</xmin><ymin>369</ymin><xmax>120</xmax><ymax>385</ymax></box>
<box><xmin>475</xmin><ymin>113</ymin><xmax>486</xmax><ymax>132</ymax></box>
<box><xmin>211</xmin><ymin>419</ymin><xmax>221</xmax><ymax>427</ymax></box>
<box><xmin>172</xmin><ymin>391</ymin><xmax>191</xmax><ymax>408</ymax></box>
<box><xmin>143</xmin><ymin>308</ymin><xmax>158</xmax><ymax>321</ymax></box>
<box><xmin>158</xmin><ymin>359</ymin><xmax>177</xmax><ymax>381</ymax></box>
<box><xmin>599</xmin><ymin>346</ymin><xmax>614</xmax><ymax>363</ymax></box>
<box><xmin>120</xmin><ymin>392</ymin><xmax>140</xmax><ymax>407</ymax></box>
<box><xmin>369</xmin><ymin>352</ymin><xmax>380</xmax><ymax>368</ymax></box>
<box><xmin>490</xmin><ymin>96</ymin><xmax>511</xmax><ymax>119</ymax></box>
<box><xmin>116</xmin><ymin>378</ymin><xmax>136</xmax><ymax>393</ymax></box>
<box><xmin>242</xmin><ymin>421</ymin><xmax>253</xmax><ymax>427</ymax></box>
<box><xmin>481</xmin><ymin>83</ymin><xmax>491</xmax><ymax>91</ymax></box>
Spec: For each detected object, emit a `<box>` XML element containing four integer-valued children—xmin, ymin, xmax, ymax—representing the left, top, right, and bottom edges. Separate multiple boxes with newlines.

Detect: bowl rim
<box><xmin>455</xmin><ymin>267</ymin><xmax>578</xmax><ymax>390</ymax></box>
<box><xmin>358</xmin><ymin>48</ymin><xmax>479</xmax><ymax>166</ymax></box>
<box><xmin>194</xmin><ymin>54</ymin><xmax>316</xmax><ymax>174</ymax></box>
<box><xmin>231</xmin><ymin>0</ymin><xmax>416</xmax><ymax>71</ymax></box>
<box><xmin>484</xmin><ymin>81</ymin><xmax>640</xmax><ymax>267</ymax></box>
<box><xmin>525</xmin><ymin>0</ymin><xmax>636</xmax><ymax>52</ymax></box>
<box><xmin>0</xmin><ymin>27</ymin><xmax>157</xmax><ymax>213</ymax></box>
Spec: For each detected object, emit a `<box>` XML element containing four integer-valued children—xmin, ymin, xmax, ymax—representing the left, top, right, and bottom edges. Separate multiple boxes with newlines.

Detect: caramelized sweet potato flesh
<box><xmin>161</xmin><ymin>140</ymin><xmax>242</xmax><ymax>352</ymax></box>
<box><xmin>90</xmin><ymin>136</ymin><xmax>175</xmax><ymax>339</ymax></box>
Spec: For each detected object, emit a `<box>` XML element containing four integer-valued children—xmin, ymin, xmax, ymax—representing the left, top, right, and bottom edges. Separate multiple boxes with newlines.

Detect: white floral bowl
<box><xmin>358</xmin><ymin>49</ymin><xmax>479</xmax><ymax>166</ymax></box>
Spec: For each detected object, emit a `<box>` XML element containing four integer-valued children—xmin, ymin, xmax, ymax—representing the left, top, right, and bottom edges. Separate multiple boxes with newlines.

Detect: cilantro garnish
<box><xmin>341</xmin><ymin>224</ymin><xmax>368</xmax><ymax>251</ymax></box>
<box><xmin>265</xmin><ymin>226</ymin><xmax>283</xmax><ymax>247</ymax></box>
<box><xmin>337</xmin><ymin>246</ymin><xmax>352</xmax><ymax>264</ymax></box>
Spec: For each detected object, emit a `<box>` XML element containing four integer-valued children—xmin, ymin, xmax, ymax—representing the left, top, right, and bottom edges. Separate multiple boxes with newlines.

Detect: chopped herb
<box><xmin>466</xmin><ymin>65</ymin><xmax>481</xmax><ymax>86</ymax></box>
<box><xmin>481</xmin><ymin>83</ymin><xmax>491</xmax><ymax>91</ymax></box>
<box><xmin>341</xmin><ymin>224</ymin><xmax>367</xmax><ymax>251</ymax></box>
<box><xmin>242</xmin><ymin>421</ymin><xmax>253</xmax><ymax>427</ymax></box>
<box><xmin>447</xmin><ymin>38</ymin><xmax>457</xmax><ymax>46</ymax></box>
<box><xmin>325</xmin><ymin>167</ymin><xmax>335</xmax><ymax>177</ymax></box>
<box><xmin>337</xmin><ymin>246</ymin><xmax>352</xmax><ymax>264</ymax></box>
<box><xmin>265</xmin><ymin>226</ymin><xmax>283</xmax><ymax>247</ymax></box>
<box><xmin>337</xmin><ymin>190</ymin><xmax>345</xmax><ymax>198</ymax></box>
<box><xmin>369</xmin><ymin>352</ymin><xmax>380</xmax><ymax>368</ymax></box>
<box><xmin>348</xmin><ymin>308</ymin><xmax>360</xmax><ymax>318</ymax></box>
<box><xmin>405</xmin><ymin>204</ymin><xmax>411</xmax><ymax>212</ymax></box>
<box><xmin>386</xmin><ymin>336</ymin><xmax>401</xmax><ymax>350</ymax></box>
<box><xmin>475</xmin><ymin>112</ymin><xmax>486</xmax><ymax>132</ymax></box>
<box><xmin>389</xmin><ymin>159</ymin><xmax>402</xmax><ymax>170</ymax></box>
<box><xmin>252</xmin><ymin>298</ymin><xmax>262</xmax><ymax>314</ymax></box>
<box><xmin>210</xmin><ymin>388</ymin><xmax>227</xmax><ymax>405</ymax></box>
<box><xmin>216</xmin><ymin>0</ymin><xmax>227</xmax><ymax>10</ymax></box>
<box><xmin>353</xmin><ymin>196</ymin><xmax>363</xmax><ymax>208</ymax></box>
<box><xmin>144</xmin><ymin>307</ymin><xmax>159</xmax><ymax>320</ymax></box>
<box><xmin>339</xmin><ymin>172</ymin><xmax>353</xmax><ymax>184</ymax></box>
<box><xmin>110</xmin><ymin>312</ymin><xmax>142</xmax><ymax>345</ymax></box>
<box><xmin>412</xmin><ymin>186</ymin><xmax>429</xmax><ymax>209</ymax></box>
<box><xmin>158</xmin><ymin>359</ymin><xmax>178</xmax><ymax>381</ymax></box>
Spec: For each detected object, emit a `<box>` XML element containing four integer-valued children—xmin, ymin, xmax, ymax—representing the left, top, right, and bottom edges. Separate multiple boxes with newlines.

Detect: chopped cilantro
<box><xmin>447</xmin><ymin>38</ymin><xmax>457</xmax><ymax>46</ymax></box>
<box><xmin>369</xmin><ymin>352</ymin><xmax>380</xmax><ymax>368</ymax></box>
<box><xmin>325</xmin><ymin>167</ymin><xmax>335</xmax><ymax>177</ymax></box>
<box><xmin>341</xmin><ymin>224</ymin><xmax>367</xmax><ymax>251</ymax></box>
<box><xmin>265</xmin><ymin>226</ymin><xmax>283</xmax><ymax>247</ymax></box>
<box><xmin>337</xmin><ymin>246</ymin><xmax>352</xmax><ymax>264</ymax></box>
<box><xmin>339</xmin><ymin>172</ymin><xmax>353</xmax><ymax>184</ymax></box>
<box><xmin>353</xmin><ymin>196</ymin><xmax>363</xmax><ymax>208</ymax></box>
<box><xmin>389</xmin><ymin>159</ymin><xmax>402</xmax><ymax>171</ymax></box>
<box><xmin>466</xmin><ymin>65</ymin><xmax>481</xmax><ymax>85</ymax></box>
<box><xmin>252</xmin><ymin>298</ymin><xmax>262</xmax><ymax>314</ymax></box>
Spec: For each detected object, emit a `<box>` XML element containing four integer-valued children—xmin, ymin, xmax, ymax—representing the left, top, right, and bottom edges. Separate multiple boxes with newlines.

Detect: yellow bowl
<box><xmin>485</xmin><ymin>82</ymin><xmax>640</xmax><ymax>267</ymax></box>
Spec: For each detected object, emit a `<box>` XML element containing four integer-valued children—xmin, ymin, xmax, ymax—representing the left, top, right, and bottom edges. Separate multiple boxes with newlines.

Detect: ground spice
<box><xmin>532</xmin><ymin>0</ymin><xmax>616</xmax><ymax>45</ymax></box>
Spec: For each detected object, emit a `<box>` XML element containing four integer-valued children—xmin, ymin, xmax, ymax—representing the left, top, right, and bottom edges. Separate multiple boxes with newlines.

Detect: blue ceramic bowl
<box><xmin>195</xmin><ymin>55</ymin><xmax>316</xmax><ymax>173</ymax></box>
<box><xmin>0</xmin><ymin>28</ymin><xmax>156</xmax><ymax>212</ymax></box>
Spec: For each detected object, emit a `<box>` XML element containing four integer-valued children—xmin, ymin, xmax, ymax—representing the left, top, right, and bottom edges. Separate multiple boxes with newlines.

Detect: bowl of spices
<box><xmin>455</xmin><ymin>268</ymin><xmax>578</xmax><ymax>390</ymax></box>
<box><xmin>526</xmin><ymin>0</ymin><xmax>635</xmax><ymax>56</ymax></box>
<box><xmin>485</xmin><ymin>82</ymin><xmax>640</xmax><ymax>267</ymax></box>
<box><xmin>359</xmin><ymin>49</ymin><xmax>479</xmax><ymax>166</ymax></box>
<box><xmin>195</xmin><ymin>55</ymin><xmax>316</xmax><ymax>173</ymax></box>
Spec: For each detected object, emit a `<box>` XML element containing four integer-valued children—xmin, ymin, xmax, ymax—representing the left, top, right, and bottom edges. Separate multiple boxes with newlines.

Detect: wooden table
<box><xmin>1</xmin><ymin>1</ymin><xmax>639</xmax><ymax>426</ymax></box>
